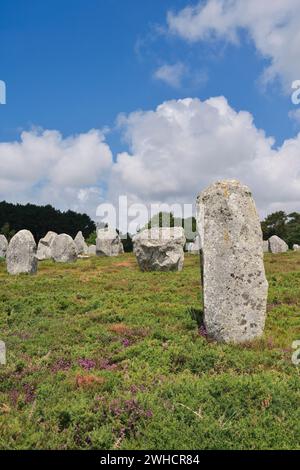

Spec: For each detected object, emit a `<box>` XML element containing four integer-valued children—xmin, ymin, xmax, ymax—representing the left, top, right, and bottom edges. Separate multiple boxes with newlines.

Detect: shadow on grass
<box><xmin>187</xmin><ymin>307</ymin><xmax>203</xmax><ymax>328</ymax></box>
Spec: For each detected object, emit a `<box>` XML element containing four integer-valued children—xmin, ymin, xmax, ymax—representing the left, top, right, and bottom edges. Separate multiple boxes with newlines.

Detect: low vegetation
<box><xmin>0</xmin><ymin>252</ymin><xmax>300</xmax><ymax>449</ymax></box>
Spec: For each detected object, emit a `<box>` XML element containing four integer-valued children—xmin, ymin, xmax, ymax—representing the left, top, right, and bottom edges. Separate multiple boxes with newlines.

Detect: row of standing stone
<box><xmin>0</xmin><ymin>228</ymin><xmax>124</xmax><ymax>275</ymax></box>
<box><xmin>1</xmin><ymin>180</ymin><xmax>298</xmax><ymax>343</ymax></box>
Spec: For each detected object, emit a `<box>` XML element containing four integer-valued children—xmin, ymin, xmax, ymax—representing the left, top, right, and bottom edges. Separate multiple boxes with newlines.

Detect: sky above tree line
<box><xmin>0</xmin><ymin>0</ymin><xmax>300</xmax><ymax>223</ymax></box>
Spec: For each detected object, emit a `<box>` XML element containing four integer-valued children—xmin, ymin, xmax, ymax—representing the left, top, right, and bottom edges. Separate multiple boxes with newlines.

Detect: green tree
<box><xmin>0</xmin><ymin>222</ymin><xmax>15</xmax><ymax>241</ymax></box>
<box><xmin>0</xmin><ymin>200</ymin><xmax>96</xmax><ymax>241</ymax></box>
<box><xmin>286</xmin><ymin>212</ymin><xmax>300</xmax><ymax>247</ymax></box>
<box><xmin>261</xmin><ymin>211</ymin><xmax>288</xmax><ymax>240</ymax></box>
<box><xmin>121</xmin><ymin>233</ymin><xmax>133</xmax><ymax>252</ymax></box>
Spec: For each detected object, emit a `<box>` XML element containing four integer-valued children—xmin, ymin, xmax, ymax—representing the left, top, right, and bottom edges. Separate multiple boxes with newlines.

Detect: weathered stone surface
<box><xmin>293</xmin><ymin>244</ymin><xmax>300</xmax><ymax>251</ymax></box>
<box><xmin>196</xmin><ymin>179</ymin><xmax>268</xmax><ymax>344</ymax></box>
<box><xmin>52</xmin><ymin>234</ymin><xmax>78</xmax><ymax>263</ymax></box>
<box><xmin>88</xmin><ymin>244</ymin><xmax>96</xmax><ymax>255</ymax></box>
<box><xmin>263</xmin><ymin>240</ymin><xmax>269</xmax><ymax>253</ymax></box>
<box><xmin>0</xmin><ymin>234</ymin><xmax>8</xmax><ymax>258</ymax></box>
<box><xmin>96</xmin><ymin>228</ymin><xmax>124</xmax><ymax>257</ymax></box>
<box><xmin>269</xmin><ymin>235</ymin><xmax>288</xmax><ymax>254</ymax></box>
<box><xmin>186</xmin><ymin>235</ymin><xmax>201</xmax><ymax>254</ymax></box>
<box><xmin>74</xmin><ymin>231</ymin><xmax>88</xmax><ymax>255</ymax></box>
<box><xmin>37</xmin><ymin>231</ymin><xmax>57</xmax><ymax>260</ymax></box>
<box><xmin>6</xmin><ymin>230</ymin><xmax>38</xmax><ymax>275</ymax></box>
<box><xmin>133</xmin><ymin>227</ymin><xmax>186</xmax><ymax>272</ymax></box>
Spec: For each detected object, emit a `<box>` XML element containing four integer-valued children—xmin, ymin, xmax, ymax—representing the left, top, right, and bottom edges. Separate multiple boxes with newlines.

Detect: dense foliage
<box><xmin>146</xmin><ymin>212</ymin><xmax>197</xmax><ymax>242</ymax></box>
<box><xmin>261</xmin><ymin>211</ymin><xmax>300</xmax><ymax>248</ymax></box>
<box><xmin>0</xmin><ymin>201</ymin><xmax>96</xmax><ymax>241</ymax></box>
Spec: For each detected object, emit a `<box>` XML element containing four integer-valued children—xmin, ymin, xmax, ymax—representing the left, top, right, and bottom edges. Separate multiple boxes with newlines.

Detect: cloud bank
<box><xmin>0</xmin><ymin>128</ymin><xmax>112</xmax><ymax>214</ymax></box>
<box><xmin>110</xmin><ymin>97</ymin><xmax>300</xmax><ymax>216</ymax></box>
<box><xmin>1</xmin><ymin>96</ymin><xmax>300</xmax><ymax>225</ymax></box>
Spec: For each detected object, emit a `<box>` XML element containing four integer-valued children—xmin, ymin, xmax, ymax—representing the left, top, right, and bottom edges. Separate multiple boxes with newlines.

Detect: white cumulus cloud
<box><xmin>109</xmin><ymin>96</ymin><xmax>300</xmax><ymax>220</ymax></box>
<box><xmin>0</xmin><ymin>128</ymin><xmax>113</xmax><ymax>216</ymax></box>
<box><xmin>167</xmin><ymin>0</ymin><xmax>300</xmax><ymax>90</ymax></box>
<box><xmin>154</xmin><ymin>62</ymin><xmax>188</xmax><ymax>88</ymax></box>
<box><xmin>1</xmin><ymin>97</ymin><xmax>300</xmax><ymax>229</ymax></box>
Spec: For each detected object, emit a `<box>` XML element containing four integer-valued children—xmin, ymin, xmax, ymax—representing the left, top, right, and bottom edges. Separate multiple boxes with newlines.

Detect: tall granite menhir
<box><xmin>197</xmin><ymin>180</ymin><xmax>268</xmax><ymax>343</ymax></box>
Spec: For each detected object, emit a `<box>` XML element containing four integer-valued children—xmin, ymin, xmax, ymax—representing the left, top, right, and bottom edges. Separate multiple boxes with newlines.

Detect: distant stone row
<box><xmin>1</xmin><ymin>179</ymin><xmax>299</xmax><ymax>345</ymax></box>
<box><xmin>0</xmin><ymin>228</ymin><xmax>124</xmax><ymax>275</ymax></box>
<box><xmin>263</xmin><ymin>235</ymin><xmax>298</xmax><ymax>253</ymax></box>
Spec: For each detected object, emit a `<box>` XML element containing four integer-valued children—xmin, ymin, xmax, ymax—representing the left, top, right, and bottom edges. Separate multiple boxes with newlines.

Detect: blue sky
<box><xmin>0</xmin><ymin>0</ymin><xmax>300</xmax><ymax>221</ymax></box>
<box><xmin>0</xmin><ymin>0</ymin><xmax>295</xmax><ymax>145</ymax></box>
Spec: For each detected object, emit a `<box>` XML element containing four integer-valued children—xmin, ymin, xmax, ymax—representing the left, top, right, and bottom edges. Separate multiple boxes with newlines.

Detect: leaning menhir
<box><xmin>0</xmin><ymin>234</ymin><xmax>8</xmax><ymax>258</ymax></box>
<box><xmin>74</xmin><ymin>231</ymin><xmax>89</xmax><ymax>255</ymax></box>
<box><xmin>133</xmin><ymin>227</ymin><xmax>186</xmax><ymax>272</ymax></box>
<box><xmin>6</xmin><ymin>229</ymin><xmax>38</xmax><ymax>275</ymax></box>
<box><xmin>96</xmin><ymin>228</ymin><xmax>124</xmax><ymax>257</ymax></box>
<box><xmin>196</xmin><ymin>180</ymin><xmax>268</xmax><ymax>343</ymax></box>
<box><xmin>51</xmin><ymin>234</ymin><xmax>78</xmax><ymax>263</ymax></box>
<box><xmin>37</xmin><ymin>231</ymin><xmax>57</xmax><ymax>260</ymax></box>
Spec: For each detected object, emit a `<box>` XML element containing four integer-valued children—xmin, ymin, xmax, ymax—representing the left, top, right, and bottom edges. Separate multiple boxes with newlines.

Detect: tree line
<box><xmin>1</xmin><ymin>202</ymin><xmax>299</xmax><ymax>249</ymax></box>
<box><xmin>0</xmin><ymin>201</ymin><xmax>96</xmax><ymax>242</ymax></box>
<box><xmin>261</xmin><ymin>211</ymin><xmax>300</xmax><ymax>248</ymax></box>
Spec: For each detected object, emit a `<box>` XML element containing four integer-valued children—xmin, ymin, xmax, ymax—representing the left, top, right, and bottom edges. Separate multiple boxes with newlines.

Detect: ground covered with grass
<box><xmin>0</xmin><ymin>252</ymin><xmax>300</xmax><ymax>450</ymax></box>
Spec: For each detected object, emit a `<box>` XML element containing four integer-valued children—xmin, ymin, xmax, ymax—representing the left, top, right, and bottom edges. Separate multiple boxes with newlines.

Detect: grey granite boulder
<box><xmin>6</xmin><ymin>230</ymin><xmax>38</xmax><ymax>275</ymax></box>
<box><xmin>196</xmin><ymin>179</ymin><xmax>268</xmax><ymax>344</ymax></box>
<box><xmin>37</xmin><ymin>231</ymin><xmax>57</xmax><ymax>260</ymax></box>
<box><xmin>52</xmin><ymin>234</ymin><xmax>78</xmax><ymax>263</ymax></box>
<box><xmin>293</xmin><ymin>244</ymin><xmax>300</xmax><ymax>251</ymax></box>
<box><xmin>0</xmin><ymin>234</ymin><xmax>8</xmax><ymax>258</ymax></box>
<box><xmin>269</xmin><ymin>235</ymin><xmax>288</xmax><ymax>254</ymax></box>
<box><xmin>96</xmin><ymin>228</ymin><xmax>124</xmax><ymax>257</ymax></box>
<box><xmin>74</xmin><ymin>231</ymin><xmax>88</xmax><ymax>255</ymax></box>
<box><xmin>88</xmin><ymin>244</ymin><xmax>96</xmax><ymax>255</ymax></box>
<box><xmin>133</xmin><ymin>227</ymin><xmax>186</xmax><ymax>272</ymax></box>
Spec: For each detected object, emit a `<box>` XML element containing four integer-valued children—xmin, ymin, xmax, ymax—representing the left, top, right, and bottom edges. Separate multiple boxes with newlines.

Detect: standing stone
<box><xmin>196</xmin><ymin>180</ymin><xmax>268</xmax><ymax>344</ymax></box>
<box><xmin>186</xmin><ymin>235</ymin><xmax>201</xmax><ymax>254</ymax></box>
<box><xmin>293</xmin><ymin>244</ymin><xmax>300</xmax><ymax>251</ymax></box>
<box><xmin>37</xmin><ymin>231</ymin><xmax>57</xmax><ymax>260</ymax></box>
<box><xmin>0</xmin><ymin>234</ymin><xmax>8</xmax><ymax>258</ymax></box>
<box><xmin>88</xmin><ymin>244</ymin><xmax>96</xmax><ymax>255</ymax></box>
<box><xmin>133</xmin><ymin>227</ymin><xmax>186</xmax><ymax>272</ymax></box>
<box><xmin>6</xmin><ymin>230</ymin><xmax>38</xmax><ymax>275</ymax></box>
<box><xmin>269</xmin><ymin>235</ymin><xmax>288</xmax><ymax>254</ymax></box>
<box><xmin>52</xmin><ymin>234</ymin><xmax>78</xmax><ymax>263</ymax></box>
<box><xmin>96</xmin><ymin>228</ymin><xmax>124</xmax><ymax>257</ymax></box>
<box><xmin>74</xmin><ymin>231</ymin><xmax>89</xmax><ymax>255</ymax></box>
<box><xmin>263</xmin><ymin>240</ymin><xmax>269</xmax><ymax>253</ymax></box>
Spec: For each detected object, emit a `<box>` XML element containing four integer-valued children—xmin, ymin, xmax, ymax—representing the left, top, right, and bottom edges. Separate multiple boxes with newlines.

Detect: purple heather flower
<box><xmin>199</xmin><ymin>324</ymin><xmax>208</xmax><ymax>337</ymax></box>
<box><xmin>78</xmin><ymin>358</ymin><xmax>96</xmax><ymax>370</ymax></box>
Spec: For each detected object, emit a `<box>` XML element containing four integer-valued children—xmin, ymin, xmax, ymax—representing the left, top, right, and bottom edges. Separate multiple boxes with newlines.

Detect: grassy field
<box><xmin>0</xmin><ymin>252</ymin><xmax>300</xmax><ymax>450</ymax></box>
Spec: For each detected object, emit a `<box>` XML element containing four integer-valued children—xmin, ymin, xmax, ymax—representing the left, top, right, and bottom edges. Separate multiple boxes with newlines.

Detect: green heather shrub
<box><xmin>0</xmin><ymin>252</ymin><xmax>300</xmax><ymax>449</ymax></box>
